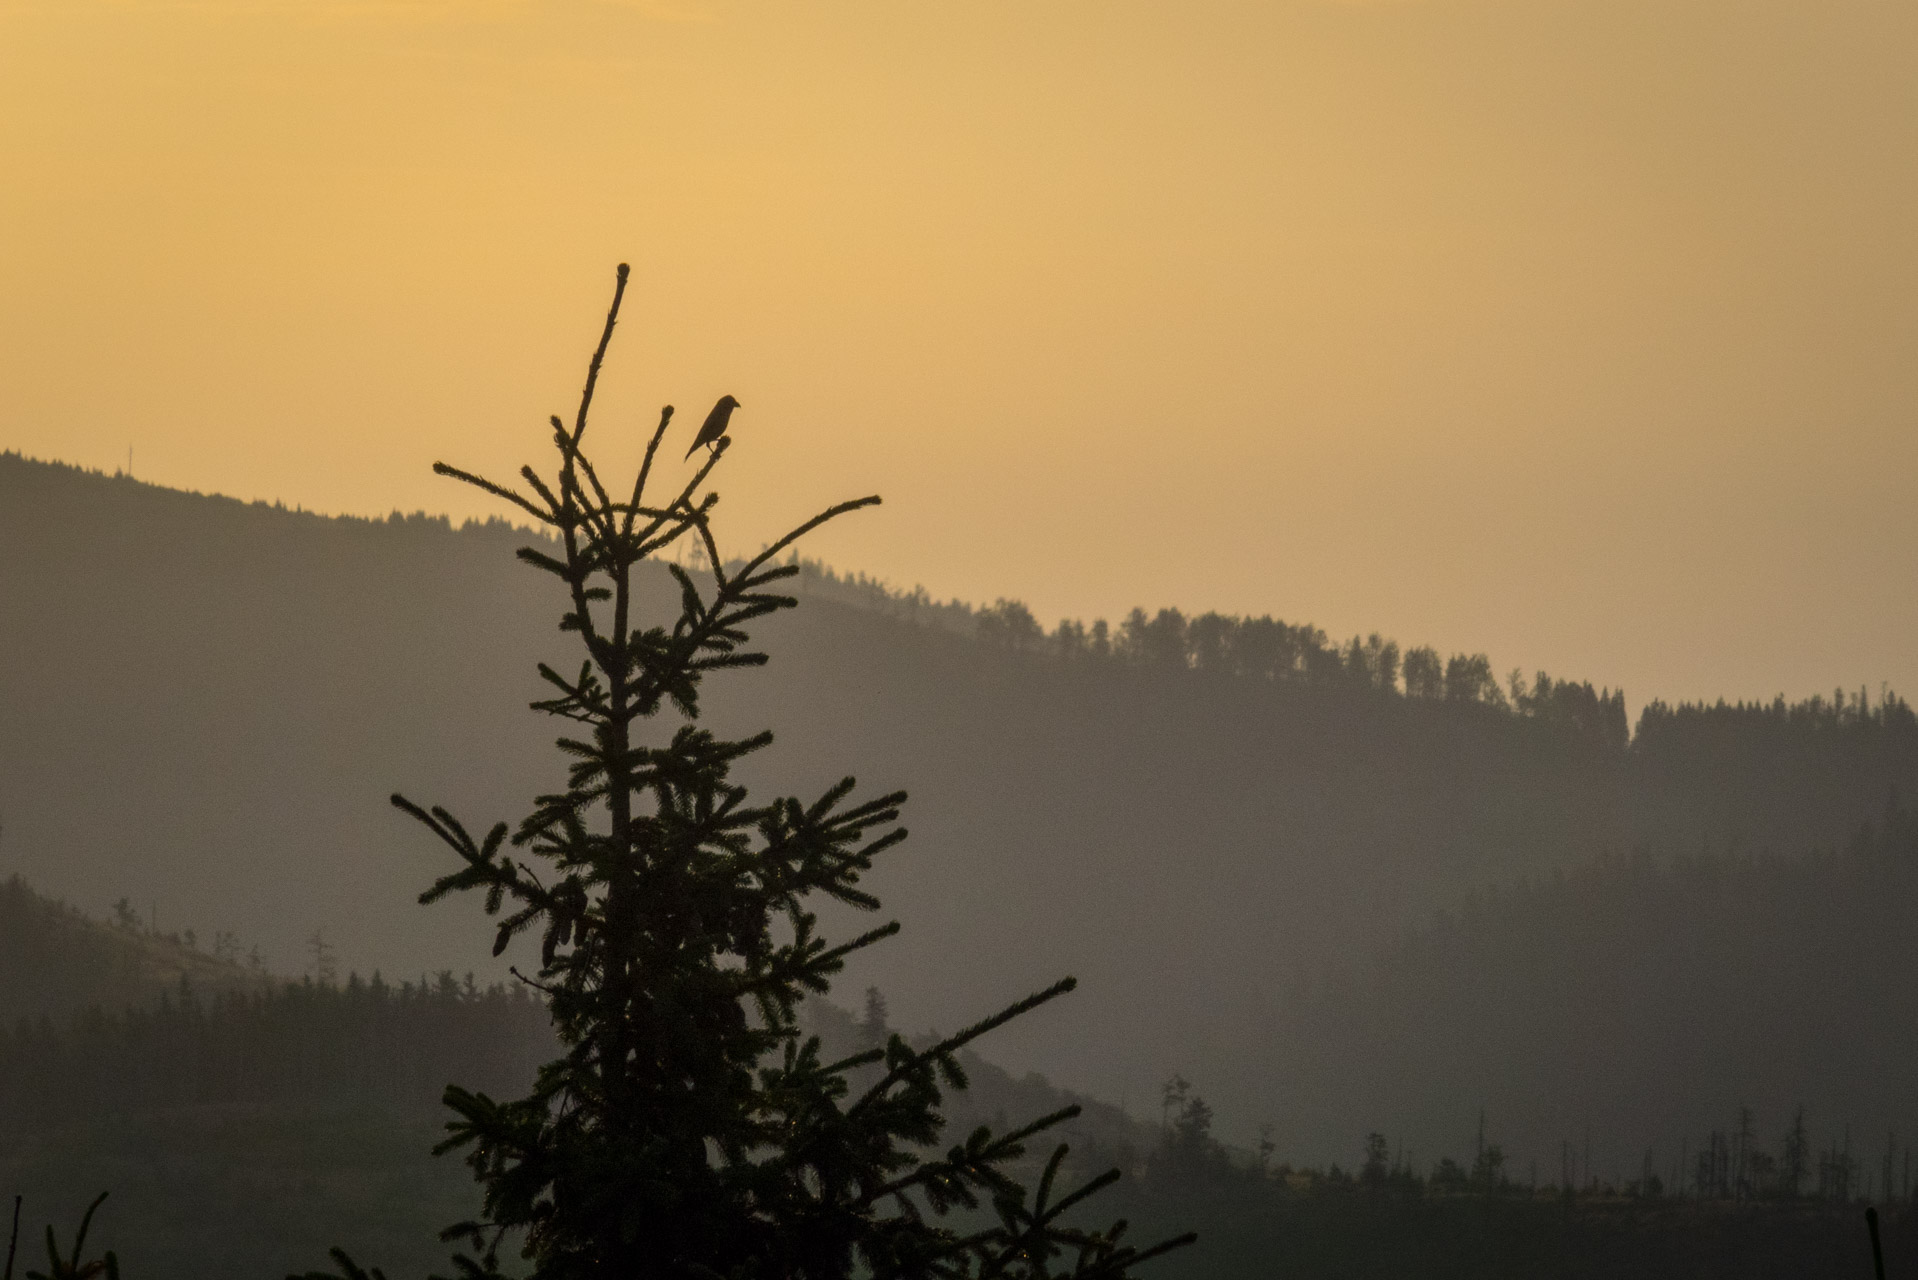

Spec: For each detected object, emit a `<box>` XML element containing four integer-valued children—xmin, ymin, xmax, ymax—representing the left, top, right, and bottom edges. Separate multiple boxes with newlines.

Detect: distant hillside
<box><xmin>2</xmin><ymin>450</ymin><xmax>1913</xmax><ymax>1135</ymax></box>
<box><xmin>1238</xmin><ymin>801</ymin><xmax>1918</xmax><ymax>1172</ymax></box>
<box><xmin>0</xmin><ymin>874</ymin><xmax>265</xmax><ymax>1025</ymax></box>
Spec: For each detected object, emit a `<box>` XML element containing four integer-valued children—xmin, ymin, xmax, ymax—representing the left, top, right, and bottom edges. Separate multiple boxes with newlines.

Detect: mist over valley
<box><xmin>4</xmin><ymin>450</ymin><xmax>1911</xmax><ymax>1187</ymax></box>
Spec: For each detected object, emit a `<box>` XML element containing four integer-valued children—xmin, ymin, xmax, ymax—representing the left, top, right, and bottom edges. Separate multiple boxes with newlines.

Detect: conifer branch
<box><xmin>849</xmin><ymin>979</ymin><xmax>1078</xmax><ymax>1120</ymax></box>
<box><xmin>744</xmin><ymin>496</ymin><xmax>882</xmax><ymax>577</ymax></box>
<box><xmin>431</xmin><ymin>462</ymin><xmax>549</xmax><ymax>524</ymax></box>
<box><xmin>572</xmin><ymin>262</ymin><xmax>629</xmax><ymax>448</ymax></box>
<box><xmin>622</xmin><ymin>403</ymin><xmax>675</xmax><ymax>538</ymax></box>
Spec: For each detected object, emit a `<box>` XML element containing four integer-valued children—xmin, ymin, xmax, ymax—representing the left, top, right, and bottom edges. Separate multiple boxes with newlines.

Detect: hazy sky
<box><xmin>3</xmin><ymin>0</ymin><xmax>1914</xmax><ymax>710</ymax></box>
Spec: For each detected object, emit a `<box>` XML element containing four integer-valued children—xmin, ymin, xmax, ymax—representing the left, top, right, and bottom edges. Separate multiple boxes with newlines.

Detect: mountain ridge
<box><xmin>3</xmin><ymin>449</ymin><xmax>1912</xmax><ymax>1141</ymax></box>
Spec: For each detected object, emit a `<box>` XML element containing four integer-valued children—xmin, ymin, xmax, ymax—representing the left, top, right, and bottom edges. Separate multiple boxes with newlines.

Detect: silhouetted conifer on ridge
<box><xmin>301</xmin><ymin>266</ymin><xmax>1191</xmax><ymax>1280</ymax></box>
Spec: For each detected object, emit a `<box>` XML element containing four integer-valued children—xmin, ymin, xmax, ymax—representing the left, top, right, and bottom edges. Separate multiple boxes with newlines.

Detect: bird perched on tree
<box><xmin>685</xmin><ymin>394</ymin><xmax>741</xmax><ymax>459</ymax></box>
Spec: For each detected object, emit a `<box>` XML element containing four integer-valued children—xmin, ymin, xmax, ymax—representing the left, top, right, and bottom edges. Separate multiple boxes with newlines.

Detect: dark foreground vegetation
<box><xmin>1</xmin><ymin>791</ymin><xmax>1909</xmax><ymax>1278</ymax></box>
<box><xmin>1117</xmin><ymin>1185</ymin><xmax>1910</xmax><ymax>1280</ymax></box>
<box><xmin>2</xmin><ymin>952</ymin><xmax>1907</xmax><ymax>1279</ymax></box>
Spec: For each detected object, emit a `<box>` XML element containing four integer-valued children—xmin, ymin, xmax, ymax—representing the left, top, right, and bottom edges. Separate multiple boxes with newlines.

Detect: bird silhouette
<box><xmin>685</xmin><ymin>395</ymin><xmax>741</xmax><ymax>459</ymax></box>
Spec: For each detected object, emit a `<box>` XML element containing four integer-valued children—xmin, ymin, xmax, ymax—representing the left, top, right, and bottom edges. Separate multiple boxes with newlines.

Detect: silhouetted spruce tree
<box><xmin>305</xmin><ymin>265</ymin><xmax>1191</xmax><ymax>1280</ymax></box>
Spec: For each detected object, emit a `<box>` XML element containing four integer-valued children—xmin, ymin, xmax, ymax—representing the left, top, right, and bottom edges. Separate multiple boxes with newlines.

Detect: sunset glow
<box><xmin>4</xmin><ymin>0</ymin><xmax>1915</xmax><ymax>706</ymax></box>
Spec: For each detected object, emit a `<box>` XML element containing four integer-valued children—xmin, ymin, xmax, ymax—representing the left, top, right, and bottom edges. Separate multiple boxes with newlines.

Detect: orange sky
<box><xmin>3</xmin><ymin>0</ymin><xmax>1915</xmax><ymax>710</ymax></box>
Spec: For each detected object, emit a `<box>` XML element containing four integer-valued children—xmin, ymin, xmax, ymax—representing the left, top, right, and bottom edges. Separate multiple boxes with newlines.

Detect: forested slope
<box><xmin>0</xmin><ymin>872</ymin><xmax>1149</xmax><ymax>1280</ymax></box>
<box><xmin>1245</xmin><ymin>802</ymin><xmax>1918</xmax><ymax>1170</ymax></box>
<box><xmin>1</xmin><ymin>879</ymin><xmax>1902</xmax><ymax>1280</ymax></box>
<box><xmin>0</xmin><ymin>874</ymin><xmax>263</xmax><ymax>1024</ymax></box>
<box><xmin>2</xmin><ymin>451</ymin><xmax>1912</xmax><ymax>1134</ymax></box>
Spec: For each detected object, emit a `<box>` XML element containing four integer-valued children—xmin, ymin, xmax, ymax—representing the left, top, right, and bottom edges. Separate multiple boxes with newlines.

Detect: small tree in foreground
<box><xmin>306</xmin><ymin>265</ymin><xmax>1191</xmax><ymax>1280</ymax></box>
